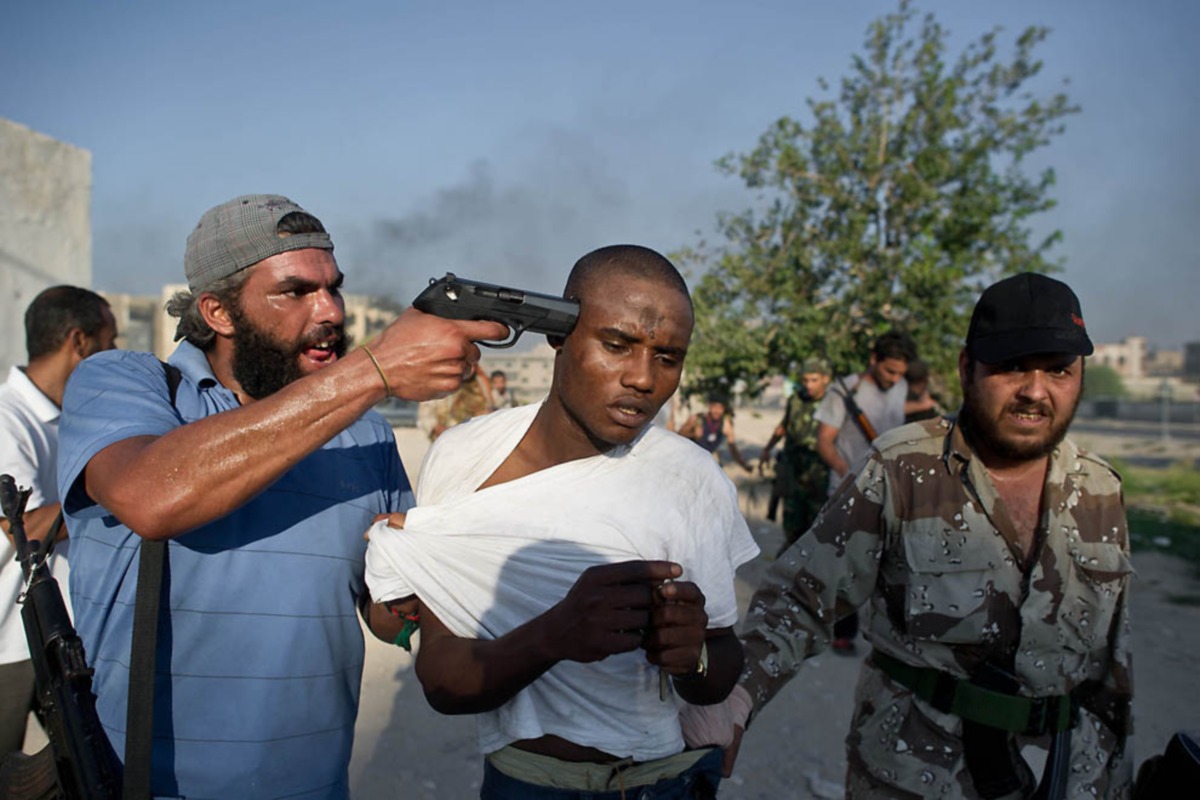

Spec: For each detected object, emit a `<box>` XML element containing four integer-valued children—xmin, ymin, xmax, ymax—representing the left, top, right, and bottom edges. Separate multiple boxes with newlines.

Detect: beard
<box><xmin>228</xmin><ymin>305</ymin><xmax>348</xmax><ymax>400</ymax></box>
<box><xmin>959</xmin><ymin>379</ymin><xmax>1079</xmax><ymax>463</ymax></box>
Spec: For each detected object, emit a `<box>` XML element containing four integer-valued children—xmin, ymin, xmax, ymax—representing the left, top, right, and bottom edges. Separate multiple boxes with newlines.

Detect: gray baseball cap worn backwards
<box><xmin>184</xmin><ymin>194</ymin><xmax>334</xmax><ymax>292</ymax></box>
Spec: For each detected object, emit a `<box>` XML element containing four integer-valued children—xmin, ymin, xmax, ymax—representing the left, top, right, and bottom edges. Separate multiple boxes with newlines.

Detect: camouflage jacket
<box><xmin>779</xmin><ymin>392</ymin><xmax>825</xmax><ymax>474</ymax></box>
<box><xmin>740</xmin><ymin>416</ymin><xmax>1134</xmax><ymax>799</ymax></box>
<box><xmin>781</xmin><ymin>392</ymin><xmax>820</xmax><ymax>449</ymax></box>
<box><xmin>436</xmin><ymin>378</ymin><xmax>490</xmax><ymax>429</ymax></box>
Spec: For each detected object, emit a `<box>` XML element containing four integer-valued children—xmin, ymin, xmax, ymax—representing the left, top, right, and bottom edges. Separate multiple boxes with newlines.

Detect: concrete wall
<box><xmin>0</xmin><ymin>117</ymin><xmax>92</xmax><ymax>376</ymax></box>
<box><xmin>481</xmin><ymin>342</ymin><xmax>557</xmax><ymax>404</ymax></box>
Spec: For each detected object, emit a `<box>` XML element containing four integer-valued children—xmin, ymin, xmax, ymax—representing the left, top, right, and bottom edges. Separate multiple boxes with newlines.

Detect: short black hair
<box><xmin>25</xmin><ymin>285</ymin><xmax>111</xmax><ymax>361</ymax></box>
<box><xmin>489</xmin><ymin>370</ymin><xmax>506</xmax><ymax>380</ymax></box>
<box><xmin>275</xmin><ymin>211</ymin><xmax>327</xmax><ymax>237</ymax></box>
<box><xmin>563</xmin><ymin>244</ymin><xmax>690</xmax><ymax>309</ymax></box>
<box><xmin>873</xmin><ymin>330</ymin><xmax>917</xmax><ymax>363</ymax></box>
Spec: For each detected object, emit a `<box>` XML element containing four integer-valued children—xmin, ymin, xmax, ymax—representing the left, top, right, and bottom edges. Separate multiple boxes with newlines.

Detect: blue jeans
<box><xmin>480</xmin><ymin>748</ymin><xmax>723</xmax><ymax>799</ymax></box>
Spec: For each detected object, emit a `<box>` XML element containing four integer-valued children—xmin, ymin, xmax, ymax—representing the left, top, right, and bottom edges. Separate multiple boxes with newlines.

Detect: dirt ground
<box><xmin>21</xmin><ymin>411</ymin><xmax>1196</xmax><ymax>797</ymax></box>
<box><xmin>17</xmin><ymin>408</ymin><xmax>1195</xmax><ymax>797</ymax></box>
<box><xmin>347</xmin><ymin>413</ymin><xmax>1200</xmax><ymax>799</ymax></box>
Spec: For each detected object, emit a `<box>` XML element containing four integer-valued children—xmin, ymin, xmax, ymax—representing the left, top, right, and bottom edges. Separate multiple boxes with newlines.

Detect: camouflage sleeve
<box><xmin>1090</xmin><ymin>569</ymin><xmax>1133</xmax><ymax>732</ymax></box>
<box><xmin>1075</xmin><ymin>476</ymin><xmax>1135</xmax><ymax>797</ymax></box>
<box><xmin>739</xmin><ymin>452</ymin><xmax>891</xmax><ymax>724</ymax></box>
<box><xmin>1103</xmin><ymin>577</ymin><xmax>1135</xmax><ymax>795</ymax></box>
<box><xmin>1089</xmin><ymin>562</ymin><xmax>1135</xmax><ymax>799</ymax></box>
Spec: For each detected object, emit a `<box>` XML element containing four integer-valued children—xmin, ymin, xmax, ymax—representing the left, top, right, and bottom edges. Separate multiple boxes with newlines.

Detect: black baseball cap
<box><xmin>966</xmin><ymin>272</ymin><xmax>1094</xmax><ymax>364</ymax></box>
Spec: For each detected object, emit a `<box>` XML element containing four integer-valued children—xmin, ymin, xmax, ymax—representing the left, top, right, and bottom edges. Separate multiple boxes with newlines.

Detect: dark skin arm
<box><xmin>650</xmin><ymin>581</ymin><xmax>742</xmax><ymax>705</ymax></box>
<box><xmin>412</xmin><ymin>560</ymin><xmax>737</xmax><ymax>715</ymax></box>
<box><xmin>668</xmin><ymin>625</ymin><xmax>741</xmax><ymax>705</ymax></box>
<box><xmin>758</xmin><ymin>421</ymin><xmax>786</xmax><ymax>474</ymax></box>
<box><xmin>2</xmin><ymin>503</ymin><xmax>66</xmax><ymax>549</ymax></box>
<box><xmin>722</xmin><ymin>417</ymin><xmax>752</xmax><ymax>473</ymax></box>
<box><xmin>361</xmin><ymin>517</ymin><xmax>743</xmax><ymax>703</ymax></box>
<box><xmin>362</xmin><ymin>594</ymin><xmax>420</xmax><ymax>643</ymax></box>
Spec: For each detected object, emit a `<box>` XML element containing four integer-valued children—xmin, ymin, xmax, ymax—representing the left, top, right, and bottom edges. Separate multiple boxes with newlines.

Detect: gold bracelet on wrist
<box><xmin>360</xmin><ymin>344</ymin><xmax>392</xmax><ymax>397</ymax></box>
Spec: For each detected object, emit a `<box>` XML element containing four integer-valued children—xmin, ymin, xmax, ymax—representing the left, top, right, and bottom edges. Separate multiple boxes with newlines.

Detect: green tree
<box><xmin>1082</xmin><ymin>364</ymin><xmax>1127</xmax><ymax>400</ymax></box>
<box><xmin>676</xmin><ymin>1</ymin><xmax>1077</xmax><ymax>402</ymax></box>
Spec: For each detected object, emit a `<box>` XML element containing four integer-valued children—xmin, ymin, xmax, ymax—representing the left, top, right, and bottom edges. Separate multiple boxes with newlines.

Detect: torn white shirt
<box><xmin>365</xmin><ymin>403</ymin><xmax>758</xmax><ymax>760</ymax></box>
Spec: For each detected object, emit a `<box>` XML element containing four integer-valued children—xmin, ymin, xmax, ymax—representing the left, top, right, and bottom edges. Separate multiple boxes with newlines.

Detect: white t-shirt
<box><xmin>0</xmin><ymin>365</ymin><xmax>71</xmax><ymax>665</ymax></box>
<box><xmin>366</xmin><ymin>403</ymin><xmax>759</xmax><ymax>761</ymax></box>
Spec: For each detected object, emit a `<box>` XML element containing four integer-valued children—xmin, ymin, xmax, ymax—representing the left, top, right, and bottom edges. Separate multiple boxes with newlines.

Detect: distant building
<box><xmin>104</xmin><ymin>292</ymin><xmax>161</xmax><ymax>355</ymax></box>
<box><xmin>1185</xmin><ymin>342</ymin><xmax>1200</xmax><ymax>383</ymax></box>
<box><xmin>1091</xmin><ymin>336</ymin><xmax>1147</xmax><ymax>379</ymax></box>
<box><xmin>102</xmin><ymin>284</ymin><xmax>192</xmax><ymax>359</ymax></box>
<box><xmin>481</xmin><ymin>343</ymin><xmax>557</xmax><ymax>404</ymax></box>
<box><xmin>1145</xmin><ymin>347</ymin><xmax>1183</xmax><ymax>377</ymax></box>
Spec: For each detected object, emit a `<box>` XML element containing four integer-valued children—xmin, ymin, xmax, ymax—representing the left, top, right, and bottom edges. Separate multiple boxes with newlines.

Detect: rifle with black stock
<box><xmin>412</xmin><ymin>272</ymin><xmax>579</xmax><ymax>348</ymax></box>
<box><xmin>0</xmin><ymin>474</ymin><xmax>120</xmax><ymax>800</ymax></box>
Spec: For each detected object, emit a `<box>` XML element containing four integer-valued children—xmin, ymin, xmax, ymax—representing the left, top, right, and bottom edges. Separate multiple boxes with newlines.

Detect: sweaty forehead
<box><xmin>580</xmin><ymin>275</ymin><xmax>691</xmax><ymax>327</ymax></box>
<box><xmin>638</xmin><ymin>305</ymin><xmax>665</xmax><ymax>332</ymax></box>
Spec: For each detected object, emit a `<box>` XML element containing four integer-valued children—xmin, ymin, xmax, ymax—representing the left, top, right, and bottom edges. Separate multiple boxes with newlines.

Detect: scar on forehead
<box><xmin>639</xmin><ymin>306</ymin><xmax>666</xmax><ymax>338</ymax></box>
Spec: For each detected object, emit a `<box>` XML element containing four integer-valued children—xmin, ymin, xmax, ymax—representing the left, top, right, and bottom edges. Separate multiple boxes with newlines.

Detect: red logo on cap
<box><xmin>1071</xmin><ymin>313</ymin><xmax>1086</xmax><ymax>329</ymax></box>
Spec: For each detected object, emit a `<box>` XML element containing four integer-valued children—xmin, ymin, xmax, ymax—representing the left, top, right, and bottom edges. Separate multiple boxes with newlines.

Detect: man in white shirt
<box><xmin>366</xmin><ymin>245</ymin><xmax>758</xmax><ymax>799</ymax></box>
<box><xmin>0</xmin><ymin>286</ymin><xmax>117</xmax><ymax>756</ymax></box>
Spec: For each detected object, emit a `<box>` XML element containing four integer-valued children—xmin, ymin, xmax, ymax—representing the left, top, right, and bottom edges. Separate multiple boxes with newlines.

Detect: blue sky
<box><xmin>3</xmin><ymin>0</ymin><xmax>1197</xmax><ymax>349</ymax></box>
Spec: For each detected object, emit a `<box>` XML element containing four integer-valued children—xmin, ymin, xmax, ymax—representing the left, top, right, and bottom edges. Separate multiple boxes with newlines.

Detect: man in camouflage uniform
<box><xmin>759</xmin><ymin>358</ymin><xmax>832</xmax><ymax>556</ymax></box>
<box><xmin>683</xmin><ymin>273</ymin><xmax>1133</xmax><ymax>799</ymax></box>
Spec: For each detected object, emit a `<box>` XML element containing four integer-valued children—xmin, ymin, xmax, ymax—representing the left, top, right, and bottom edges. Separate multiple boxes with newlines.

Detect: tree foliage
<box><xmin>676</xmin><ymin>1</ymin><xmax>1077</xmax><ymax>402</ymax></box>
<box><xmin>1082</xmin><ymin>364</ymin><xmax>1127</xmax><ymax>400</ymax></box>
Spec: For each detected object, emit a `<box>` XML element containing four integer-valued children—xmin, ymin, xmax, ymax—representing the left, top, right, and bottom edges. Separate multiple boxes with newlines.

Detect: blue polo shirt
<box><xmin>58</xmin><ymin>343</ymin><xmax>410</xmax><ymax>800</ymax></box>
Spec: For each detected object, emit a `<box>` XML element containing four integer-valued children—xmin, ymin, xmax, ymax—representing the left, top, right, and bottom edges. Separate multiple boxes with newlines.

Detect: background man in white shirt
<box><xmin>0</xmin><ymin>285</ymin><xmax>117</xmax><ymax>756</ymax></box>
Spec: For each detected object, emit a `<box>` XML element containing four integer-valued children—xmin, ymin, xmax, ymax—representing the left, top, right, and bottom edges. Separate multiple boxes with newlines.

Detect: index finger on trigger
<box><xmin>456</xmin><ymin>319</ymin><xmax>511</xmax><ymax>344</ymax></box>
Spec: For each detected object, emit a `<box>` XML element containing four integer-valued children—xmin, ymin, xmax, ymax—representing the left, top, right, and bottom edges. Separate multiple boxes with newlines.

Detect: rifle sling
<box><xmin>123</xmin><ymin>362</ymin><xmax>181</xmax><ymax>800</ymax></box>
<box><xmin>123</xmin><ymin>540</ymin><xmax>164</xmax><ymax>800</ymax></box>
<box><xmin>836</xmin><ymin>377</ymin><xmax>879</xmax><ymax>442</ymax></box>
<box><xmin>41</xmin><ymin>510</ymin><xmax>65</xmax><ymax>558</ymax></box>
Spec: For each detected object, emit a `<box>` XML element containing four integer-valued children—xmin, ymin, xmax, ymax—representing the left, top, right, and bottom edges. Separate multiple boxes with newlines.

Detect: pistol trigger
<box><xmin>477</xmin><ymin>323</ymin><xmax>520</xmax><ymax>347</ymax></box>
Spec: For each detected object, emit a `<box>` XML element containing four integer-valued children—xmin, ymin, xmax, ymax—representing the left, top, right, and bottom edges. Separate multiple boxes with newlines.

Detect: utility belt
<box><xmin>872</xmin><ymin>649</ymin><xmax>1077</xmax><ymax>800</ymax></box>
<box><xmin>486</xmin><ymin>745</ymin><xmax>713</xmax><ymax>792</ymax></box>
<box><xmin>872</xmin><ymin>650</ymin><xmax>1073</xmax><ymax>735</ymax></box>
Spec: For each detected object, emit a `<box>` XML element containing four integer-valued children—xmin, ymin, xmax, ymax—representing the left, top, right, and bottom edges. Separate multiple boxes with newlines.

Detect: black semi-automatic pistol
<box><xmin>412</xmin><ymin>273</ymin><xmax>579</xmax><ymax>348</ymax></box>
